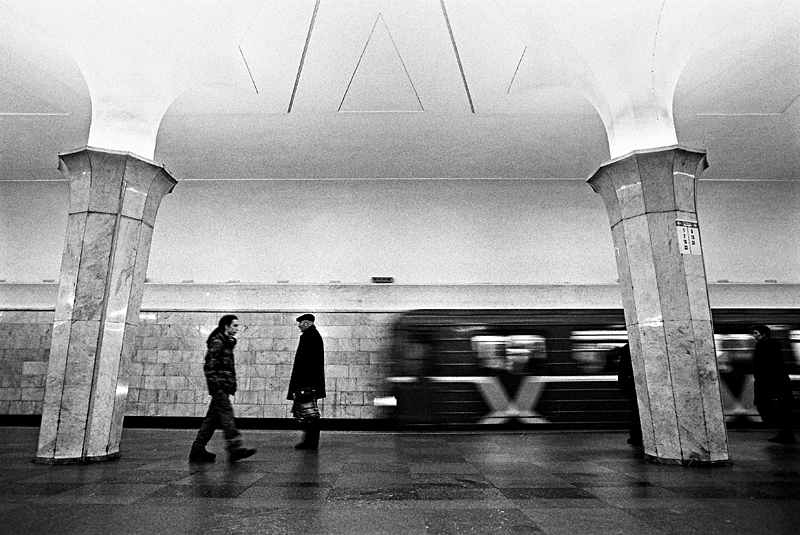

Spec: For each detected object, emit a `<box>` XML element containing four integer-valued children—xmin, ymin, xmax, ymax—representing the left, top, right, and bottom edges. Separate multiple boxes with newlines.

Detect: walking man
<box><xmin>752</xmin><ymin>325</ymin><xmax>796</xmax><ymax>444</ymax></box>
<box><xmin>288</xmin><ymin>313</ymin><xmax>326</xmax><ymax>450</ymax></box>
<box><xmin>190</xmin><ymin>314</ymin><xmax>257</xmax><ymax>462</ymax></box>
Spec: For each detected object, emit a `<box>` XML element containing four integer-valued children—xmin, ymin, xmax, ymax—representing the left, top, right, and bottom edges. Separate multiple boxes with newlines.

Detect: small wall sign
<box><xmin>676</xmin><ymin>220</ymin><xmax>701</xmax><ymax>255</ymax></box>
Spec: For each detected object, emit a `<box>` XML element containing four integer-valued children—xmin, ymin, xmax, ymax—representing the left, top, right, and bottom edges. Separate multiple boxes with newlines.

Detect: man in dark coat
<box><xmin>752</xmin><ymin>325</ymin><xmax>795</xmax><ymax>444</ymax></box>
<box><xmin>288</xmin><ymin>313</ymin><xmax>326</xmax><ymax>450</ymax></box>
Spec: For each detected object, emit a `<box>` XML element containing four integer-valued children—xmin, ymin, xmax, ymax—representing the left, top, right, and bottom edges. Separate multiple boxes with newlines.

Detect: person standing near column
<box><xmin>190</xmin><ymin>314</ymin><xmax>258</xmax><ymax>462</ymax></box>
<box><xmin>752</xmin><ymin>325</ymin><xmax>796</xmax><ymax>445</ymax></box>
<box><xmin>616</xmin><ymin>343</ymin><xmax>642</xmax><ymax>447</ymax></box>
<box><xmin>288</xmin><ymin>313</ymin><xmax>326</xmax><ymax>450</ymax></box>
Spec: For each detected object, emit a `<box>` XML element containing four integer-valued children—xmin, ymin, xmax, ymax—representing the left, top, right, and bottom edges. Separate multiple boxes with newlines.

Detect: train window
<box><xmin>392</xmin><ymin>331</ymin><xmax>430</xmax><ymax>376</ymax></box>
<box><xmin>471</xmin><ymin>335</ymin><xmax>546</xmax><ymax>373</ymax></box>
<box><xmin>791</xmin><ymin>331</ymin><xmax>800</xmax><ymax>366</ymax></box>
<box><xmin>570</xmin><ymin>330</ymin><xmax>628</xmax><ymax>374</ymax></box>
<box><xmin>714</xmin><ymin>334</ymin><xmax>754</xmax><ymax>374</ymax></box>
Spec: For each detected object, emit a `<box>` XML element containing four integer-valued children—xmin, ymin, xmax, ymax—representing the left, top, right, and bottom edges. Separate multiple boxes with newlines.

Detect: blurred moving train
<box><xmin>382</xmin><ymin>309</ymin><xmax>800</xmax><ymax>429</ymax></box>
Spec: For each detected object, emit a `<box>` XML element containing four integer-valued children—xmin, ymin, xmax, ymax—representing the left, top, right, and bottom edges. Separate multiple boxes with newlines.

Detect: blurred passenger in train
<box><xmin>190</xmin><ymin>314</ymin><xmax>257</xmax><ymax>462</ymax></box>
<box><xmin>752</xmin><ymin>325</ymin><xmax>796</xmax><ymax>444</ymax></box>
<box><xmin>288</xmin><ymin>313</ymin><xmax>326</xmax><ymax>450</ymax></box>
<box><xmin>616</xmin><ymin>344</ymin><xmax>642</xmax><ymax>446</ymax></box>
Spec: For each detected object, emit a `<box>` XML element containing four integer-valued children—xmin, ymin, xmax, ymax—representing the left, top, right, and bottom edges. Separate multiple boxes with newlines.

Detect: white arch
<box><xmin>498</xmin><ymin>0</ymin><xmax>789</xmax><ymax>159</ymax></box>
<box><xmin>3</xmin><ymin>1</ymin><xmax>263</xmax><ymax>161</ymax></box>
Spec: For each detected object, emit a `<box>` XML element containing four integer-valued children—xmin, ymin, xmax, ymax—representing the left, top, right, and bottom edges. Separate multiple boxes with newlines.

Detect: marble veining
<box><xmin>588</xmin><ymin>146</ymin><xmax>729</xmax><ymax>465</ymax></box>
<box><xmin>37</xmin><ymin>148</ymin><xmax>176</xmax><ymax>463</ymax></box>
<box><xmin>638</xmin><ymin>150</ymin><xmax>677</xmax><ymax>213</ymax></box>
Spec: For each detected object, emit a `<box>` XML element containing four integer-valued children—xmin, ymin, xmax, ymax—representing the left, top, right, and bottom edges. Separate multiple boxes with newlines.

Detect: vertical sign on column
<box><xmin>676</xmin><ymin>220</ymin><xmax>701</xmax><ymax>255</ymax></box>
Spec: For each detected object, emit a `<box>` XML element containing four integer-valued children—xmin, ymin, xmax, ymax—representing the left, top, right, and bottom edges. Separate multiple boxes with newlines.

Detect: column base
<box><xmin>33</xmin><ymin>452</ymin><xmax>122</xmax><ymax>465</ymax></box>
<box><xmin>644</xmin><ymin>453</ymin><xmax>732</xmax><ymax>467</ymax></box>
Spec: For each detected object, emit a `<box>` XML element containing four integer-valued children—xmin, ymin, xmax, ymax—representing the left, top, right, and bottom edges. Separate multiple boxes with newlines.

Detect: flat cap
<box><xmin>296</xmin><ymin>313</ymin><xmax>315</xmax><ymax>323</ymax></box>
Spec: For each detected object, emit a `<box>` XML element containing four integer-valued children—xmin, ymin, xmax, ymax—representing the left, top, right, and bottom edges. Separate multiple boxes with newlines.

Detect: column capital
<box><xmin>57</xmin><ymin>146</ymin><xmax>177</xmax><ymax>226</ymax></box>
<box><xmin>588</xmin><ymin>145</ymin><xmax>708</xmax><ymax>227</ymax></box>
<box><xmin>587</xmin><ymin>144</ymin><xmax>729</xmax><ymax>465</ymax></box>
<box><xmin>37</xmin><ymin>147</ymin><xmax>175</xmax><ymax>463</ymax></box>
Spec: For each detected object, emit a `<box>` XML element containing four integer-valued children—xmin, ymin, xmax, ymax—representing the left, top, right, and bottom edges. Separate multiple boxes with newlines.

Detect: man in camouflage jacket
<box><xmin>190</xmin><ymin>315</ymin><xmax>257</xmax><ymax>462</ymax></box>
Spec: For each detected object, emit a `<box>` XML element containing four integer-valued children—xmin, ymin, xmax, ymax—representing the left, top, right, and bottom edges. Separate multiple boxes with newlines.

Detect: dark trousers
<box><xmin>757</xmin><ymin>398</ymin><xmax>794</xmax><ymax>438</ymax></box>
<box><xmin>194</xmin><ymin>391</ymin><xmax>242</xmax><ymax>450</ymax></box>
<box><xmin>627</xmin><ymin>393</ymin><xmax>642</xmax><ymax>444</ymax></box>
<box><xmin>301</xmin><ymin>418</ymin><xmax>320</xmax><ymax>446</ymax></box>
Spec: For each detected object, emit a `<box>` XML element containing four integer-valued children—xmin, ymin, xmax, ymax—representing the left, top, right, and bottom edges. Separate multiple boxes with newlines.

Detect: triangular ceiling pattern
<box><xmin>339</xmin><ymin>14</ymin><xmax>423</xmax><ymax>112</ymax></box>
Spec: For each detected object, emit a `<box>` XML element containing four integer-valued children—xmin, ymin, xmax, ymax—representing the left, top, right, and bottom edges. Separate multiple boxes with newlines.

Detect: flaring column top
<box><xmin>57</xmin><ymin>147</ymin><xmax>177</xmax><ymax>227</ymax></box>
<box><xmin>587</xmin><ymin>145</ymin><xmax>708</xmax><ymax>226</ymax></box>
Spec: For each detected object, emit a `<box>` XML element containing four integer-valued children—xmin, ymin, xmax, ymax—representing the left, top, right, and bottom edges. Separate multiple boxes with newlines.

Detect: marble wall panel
<box><xmin>52</xmin><ymin>384</ymin><xmax>92</xmax><ymax>458</ymax></box>
<box><xmin>237</xmin><ymin>312</ymin><xmax>290</xmax><ymax>326</ymax></box>
<box><xmin>358</xmin><ymin>313</ymin><xmax>395</xmax><ymax>326</ymax></box>
<box><xmin>38</xmin><ymin>320</ymin><xmax>70</xmax><ymax>450</ymax></box>
<box><xmin>141</xmin><ymin>168</ymin><xmax>177</xmax><ymax>227</ymax></box>
<box><xmin>685</xmin><ymin>254</ymin><xmax>712</xmax><ymax>322</ymax></box>
<box><xmin>617</xmin><ymin>181</ymin><xmax>645</xmax><ymax>222</ymax></box>
<box><xmin>120</xmin><ymin>182</ymin><xmax>149</xmax><ymax>221</ymax></box>
<box><xmin>61</xmin><ymin>321</ymin><xmax>100</xmax><ymax>389</ymax></box>
<box><xmin>647</xmin><ymin>212</ymin><xmax>692</xmax><ymax>322</ymax></box>
<box><xmin>605</xmin><ymin>156</ymin><xmax>646</xmax><ymax>220</ymax></box>
<box><xmin>638</xmin><ymin>323</ymin><xmax>681</xmax><ymax>460</ymax></box>
<box><xmin>673</xmin><ymin>148</ymin><xmax>707</xmax><ymax>175</ymax></box>
<box><xmin>22</xmin><ymin>361</ymin><xmax>49</xmax><ymax>375</ymax></box>
<box><xmin>59</xmin><ymin>150</ymin><xmax>92</xmax><ymax>215</ymax></box>
<box><xmin>322</xmin><ymin>326</ymin><xmax>355</xmax><ymax>339</ymax></box>
<box><xmin>36</xmin><ymin>394</ymin><xmax>60</xmax><ymax>456</ymax></box>
<box><xmin>54</xmin><ymin>215</ymin><xmax>88</xmax><ymax>322</ymax></box>
<box><xmin>71</xmin><ymin>213</ymin><xmax>117</xmax><ymax>321</ymax></box>
<box><xmin>611</xmin><ymin>223</ymin><xmax>637</xmax><ymax>325</ymax></box>
<box><xmin>663</xmin><ymin>320</ymin><xmax>709</xmax><ymax>459</ymax></box>
<box><xmin>21</xmin><ymin>377</ymin><xmax>45</xmax><ymax>391</ymax></box>
<box><xmin>691</xmin><ymin>320</ymin><xmax>728</xmax><ymax>461</ymax></box>
<box><xmin>43</xmin><ymin>319</ymin><xmax>71</xmax><ymax>404</ymax></box>
<box><xmin>9</xmin><ymin>401</ymin><xmax>41</xmax><ymax>413</ymax></box>
<box><xmin>86</xmin><ymin>150</ymin><xmax>125</xmax><ymax>215</ymax></box>
<box><xmin>358</xmin><ymin>339</ymin><xmax>383</xmax><ymax>352</ymax></box>
<box><xmin>588</xmin><ymin>167</ymin><xmax>622</xmax><ymax>227</ymax></box>
<box><xmin>623</xmin><ymin>215</ymin><xmax>662</xmax><ymax>324</ymax></box>
<box><xmin>127</xmin><ymin>221</ymin><xmax>153</xmax><ymax>321</ymax></box>
<box><xmin>105</xmin><ymin>217</ymin><xmax>141</xmax><ymax>325</ymax></box>
<box><xmin>21</xmin><ymin>387</ymin><xmax>44</xmax><ymax>400</ymax></box>
<box><xmin>120</xmin><ymin>158</ymin><xmax>159</xmax><ymax>220</ymax></box>
<box><xmin>673</xmin><ymin>173</ymin><xmax>698</xmax><ymax>214</ymax></box>
<box><xmin>637</xmin><ymin>150</ymin><xmax>676</xmax><ymax>213</ymax></box>
<box><xmin>83</xmin><ymin>321</ymin><xmax>126</xmax><ymax>457</ymax></box>
<box><xmin>672</xmin><ymin>150</ymin><xmax>706</xmax><ymax>213</ymax></box>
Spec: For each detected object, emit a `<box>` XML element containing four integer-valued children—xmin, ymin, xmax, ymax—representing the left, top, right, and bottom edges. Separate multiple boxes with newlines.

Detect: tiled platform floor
<box><xmin>1</xmin><ymin>427</ymin><xmax>798</xmax><ymax>534</ymax></box>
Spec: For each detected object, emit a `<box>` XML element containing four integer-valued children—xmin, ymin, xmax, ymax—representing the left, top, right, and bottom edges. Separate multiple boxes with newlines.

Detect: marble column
<box><xmin>588</xmin><ymin>145</ymin><xmax>730</xmax><ymax>465</ymax></box>
<box><xmin>36</xmin><ymin>147</ymin><xmax>176</xmax><ymax>464</ymax></box>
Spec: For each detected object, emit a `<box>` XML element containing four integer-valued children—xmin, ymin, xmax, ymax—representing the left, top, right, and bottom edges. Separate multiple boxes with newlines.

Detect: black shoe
<box><xmin>228</xmin><ymin>447</ymin><xmax>257</xmax><ymax>462</ymax></box>
<box><xmin>294</xmin><ymin>442</ymin><xmax>318</xmax><ymax>450</ymax></box>
<box><xmin>627</xmin><ymin>438</ymin><xmax>642</xmax><ymax>446</ymax></box>
<box><xmin>768</xmin><ymin>435</ymin><xmax>796</xmax><ymax>445</ymax></box>
<box><xmin>189</xmin><ymin>446</ymin><xmax>216</xmax><ymax>462</ymax></box>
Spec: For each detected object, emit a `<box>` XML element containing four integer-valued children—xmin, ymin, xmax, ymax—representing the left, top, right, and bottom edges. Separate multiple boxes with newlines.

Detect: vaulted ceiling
<box><xmin>1</xmin><ymin>0</ymin><xmax>798</xmax><ymax>182</ymax></box>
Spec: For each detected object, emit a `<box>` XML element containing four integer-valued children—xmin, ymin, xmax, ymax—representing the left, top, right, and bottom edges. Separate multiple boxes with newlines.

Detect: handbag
<box><xmin>292</xmin><ymin>388</ymin><xmax>320</xmax><ymax>422</ymax></box>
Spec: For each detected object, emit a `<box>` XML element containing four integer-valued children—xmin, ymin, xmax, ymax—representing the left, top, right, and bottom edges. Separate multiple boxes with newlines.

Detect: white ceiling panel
<box><xmin>0</xmin><ymin>0</ymin><xmax>797</xmax><ymax>182</ymax></box>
